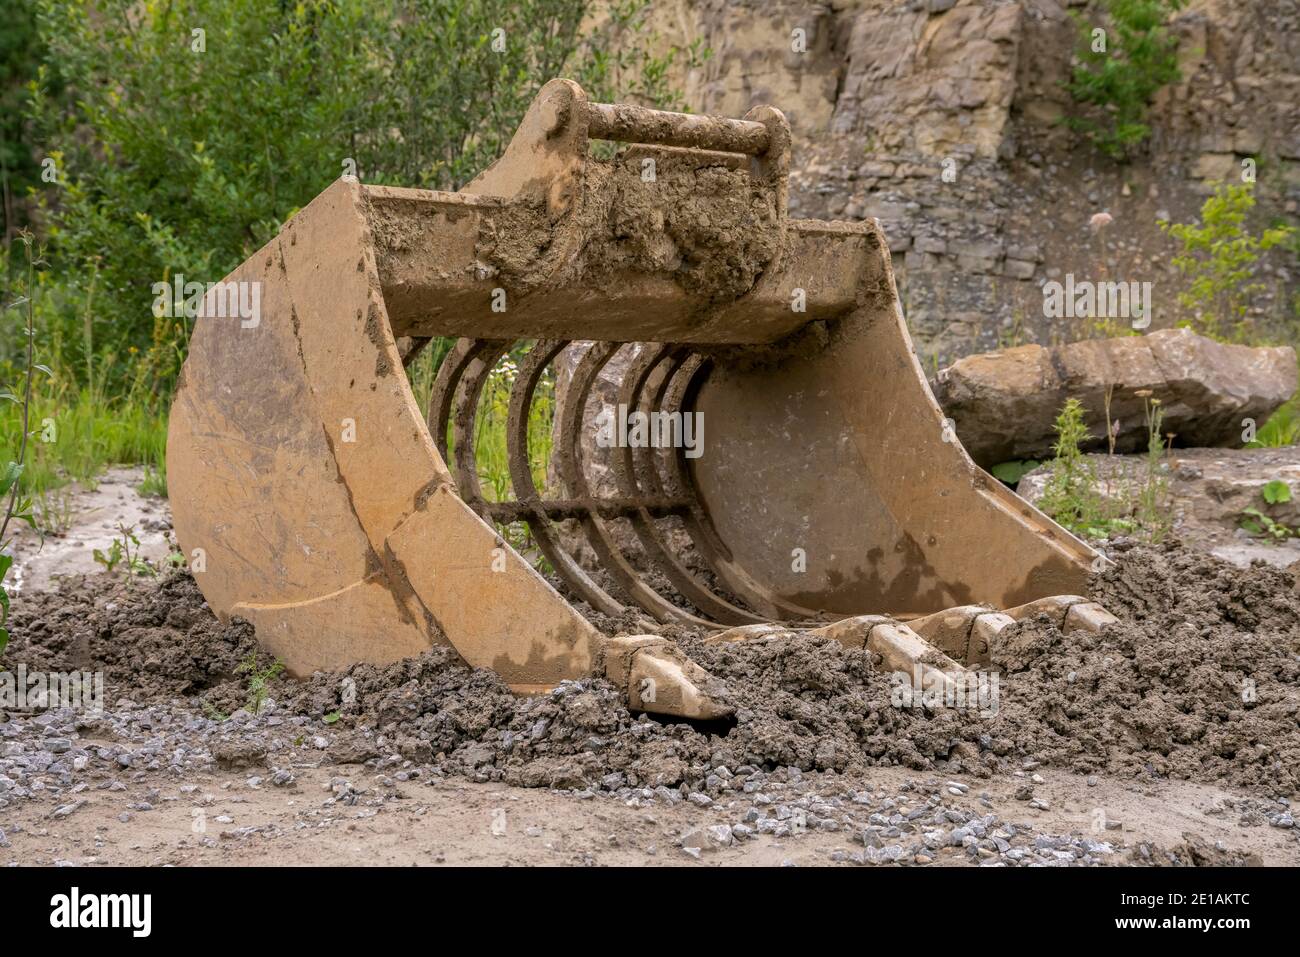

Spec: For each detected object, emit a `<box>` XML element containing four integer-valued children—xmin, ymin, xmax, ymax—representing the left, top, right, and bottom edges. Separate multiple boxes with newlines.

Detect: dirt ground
<box><xmin>2</xmin><ymin>468</ymin><xmax>1298</xmax><ymax>867</ymax></box>
<box><xmin>3</xmin><ymin>759</ymin><xmax>1293</xmax><ymax>867</ymax></box>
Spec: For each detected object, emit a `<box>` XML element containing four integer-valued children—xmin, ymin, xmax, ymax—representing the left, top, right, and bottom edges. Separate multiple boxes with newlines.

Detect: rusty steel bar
<box><xmin>483</xmin><ymin>498</ymin><xmax>692</xmax><ymax>522</ymax></box>
<box><xmin>504</xmin><ymin>339</ymin><xmax>627</xmax><ymax>619</ymax></box>
<box><xmin>613</xmin><ymin>344</ymin><xmax>766</xmax><ymax>625</ymax></box>
<box><xmin>450</xmin><ymin>340</ymin><xmax>511</xmax><ymax>517</ymax></box>
<box><xmin>586</xmin><ymin>101</ymin><xmax>770</xmax><ymax>156</ymax></box>
<box><xmin>427</xmin><ymin>337</ymin><xmax>509</xmax><ymax>461</ymax></box>
<box><xmin>555</xmin><ymin>342</ymin><xmax>712</xmax><ymax>626</ymax></box>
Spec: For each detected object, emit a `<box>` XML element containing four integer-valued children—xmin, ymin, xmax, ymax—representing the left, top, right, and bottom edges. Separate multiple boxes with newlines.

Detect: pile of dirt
<box><xmin>6</xmin><ymin>574</ymin><xmax>259</xmax><ymax>704</ymax></box>
<box><xmin>6</xmin><ymin>541</ymin><xmax>1299</xmax><ymax>795</ymax></box>
<box><xmin>989</xmin><ymin>539</ymin><xmax>1300</xmax><ymax>792</ymax></box>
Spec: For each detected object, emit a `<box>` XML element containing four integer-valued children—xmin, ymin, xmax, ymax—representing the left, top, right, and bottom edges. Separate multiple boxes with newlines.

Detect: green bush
<box><xmin>14</xmin><ymin>0</ymin><xmax>700</xmax><ymax>401</ymax></box>
<box><xmin>1066</xmin><ymin>0</ymin><xmax>1185</xmax><ymax>160</ymax></box>
<box><xmin>0</xmin><ymin>0</ymin><xmax>49</xmax><ymax>248</ymax></box>
<box><xmin>1159</xmin><ymin>181</ymin><xmax>1296</xmax><ymax>340</ymax></box>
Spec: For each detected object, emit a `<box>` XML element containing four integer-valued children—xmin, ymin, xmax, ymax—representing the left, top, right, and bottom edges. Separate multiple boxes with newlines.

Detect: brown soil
<box><xmin>9</xmin><ymin>539</ymin><xmax>1299</xmax><ymax>798</ymax></box>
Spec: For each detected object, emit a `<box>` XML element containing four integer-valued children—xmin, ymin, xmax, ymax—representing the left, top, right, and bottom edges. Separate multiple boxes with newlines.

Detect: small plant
<box><xmin>1038</xmin><ymin>399</ymin><xmax>1109</xmax><ymax>535</ymax></box>
<box><xmin>33</xmin><ymin>487</ymin><xmax>75</xmax><ymax>535</ymax></box>
<box><xmin>236</xmin><ymin>651</ymin><xmax>284</xmax><ymax>715</ymax></box>
<box><xmin>1263</xmin><ymin>479</ymin><xmax>1293</xmax><ymax>505</ymax></box>
<box><xmin>1238</xmin><ymin>479</ymin><xmax>1294</xmax><ymax>542</ymax></box>
<box><xmin>1065</xmin><ymin>0</ymin><xmax>1186</xmax><ymax>160</ymax></box>
<box><xmin>93</xmin><ymin>522</ymin><xmax>155</xmax><ymax>579</ymax></box>
<box><xmin>1037</xmin><ymin>395</ymin><xmax>1170</xmax><ymax>541</ymax></box>
<box><xmin>1133</xmin><ymin>392</ymin><xmax>1172</xmax><ymax>541</ymax></box>
<box><xmin>323</xmin><ymin>710</ymin><xmax>341</xmax><ymax>725</ymax></box>
<box><xmin>1250</xmin><ymin>406</ymin><xmax>1300</xmax><ymax>448</ymax></box>
<box><xmin>1160</xmin><ymin>182</ymin><xmax>1296</xmax><ymax>340</ymax></box>
<box><xmin>1240</xmin><ymin>509</ymin><xmax>1294</xmax><ymax>541</ymax></box>
<box><xmin>91</xmin><ymin>537</ymin><xmax>123</xmax><ymax>575</ymax></box>
<box><xmin>201</xmin><ymin>700</ymin><xmax>228</xmax><ymax>723</ymax></box>
<box><xmin>137</xmin><ymin>465</ymin><xmax>167</xmax><ymax>498</ymax></box>
<box><xmin>996</xmin><ymin>309</ymin><xmax>1029</xmax><ymax>350</ymax></box>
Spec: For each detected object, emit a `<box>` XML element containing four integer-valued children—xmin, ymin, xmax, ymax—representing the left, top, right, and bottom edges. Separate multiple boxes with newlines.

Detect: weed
<box><xmin>1247</xmin><ymin>391</ymin><xmax>1299</xmax><ymax>448</ymax></box>
<box><xmin>1037</xmin><ymin>395</ymin><xmax>1171</xmax><ymax>541</ymax></box>
<box><xmin>1160</xmin><ymin>182</ymin><xmax>1296</xmax><ymax>340</ymax></box>
<box><xmin>236</xmin><ymin>651</ymin><xmax>284</xmax><ymax>715</ymax></box>
<box><xmin>1263</xmin><ymin>479</ymin><xmax>1293</xmax><ymax>505</ymax></box>
<box><xmin>1133</xmin><ymin>393</ymin><xmax>1172</xmax><ymax>541</ymax></box>
<box><xmin>996</xmin><ymin>308</ymin><xmax>1030</xmax><ymax>350</ymax></box>
<box><xmin>201</xmin><ymin>700</ymin><xmax>228</xmax><ymax>723</ymax></box>
<box><xmin>137</xmin><ymin>464</ymin><xmax>167</xmax><ymax>498</ymax></box>
<box><xmin>1065</xmin><ymin>0</ymin><xmax>1186</xmax><ymax>160</ymax></box>
<box><xmin>33</xmin><ymin>486</ymin><xmax>74</xmax><ymax>535</ymax></box>
<box><xmin>92</xmin><ymin>522</ymin><xmax>155</xmax><ymax>580</ymax></box>
<box><xmin>1238</xmin><ymin>479</ymin><xmax>1295</xmax><ymax>541</ymax></box>
<box><xmin>1038</xmin><ymin>399</ymin><xmax>1110</xmax><ymax>536</ymax></box>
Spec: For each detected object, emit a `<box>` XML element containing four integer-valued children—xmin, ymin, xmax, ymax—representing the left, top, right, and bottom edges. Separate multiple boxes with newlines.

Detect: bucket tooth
<box><xmin>1063</xmin><ymin>602</ymin><xmax>1119</xmax><ymax>634</ymax></box>
<box><xmin>966</xmin><ymin>612</ymin><xmax>1016</xmax><ymax>668</ymax></box>
<box><xmin>604</xmin><ymin>635</ymin><xmax>733</xmax><ymax>720</ymax></box>
<box><xmin>804</xmin><ymin>616</ymin><xmax>964</xmax><ymax>695</ymax></box>
<box><xmin>1002</xmin><ymin>595</ymin><xmax>1089</xmax><ymax>625</ymax></box>
<box><xmin>906</xmin><ymin>604</ymin><xmax>990</xmax><ymax>662</ymax></box>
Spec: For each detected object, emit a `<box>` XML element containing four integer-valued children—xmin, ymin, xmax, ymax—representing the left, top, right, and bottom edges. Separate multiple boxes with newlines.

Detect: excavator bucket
<box><xmin>168</xmin><ymin>79</ymin><xmax>1111</xmax><ymax>720</ymax></box>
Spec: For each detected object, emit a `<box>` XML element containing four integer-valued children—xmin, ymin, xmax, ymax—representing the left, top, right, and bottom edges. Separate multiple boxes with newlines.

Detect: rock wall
<box><xmin>630</xmin><ymin>0</ymin><xmax>1300</xmax><ymax>363</ymax></box>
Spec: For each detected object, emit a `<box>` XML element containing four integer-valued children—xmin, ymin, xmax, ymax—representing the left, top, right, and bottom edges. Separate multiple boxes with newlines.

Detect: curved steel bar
<box><xmin>555</xmin><ymin>342</ymin><xmax>711</xmax><ymax>625</ymax></box>
<box><xmin>612</xmin><ymin>344</ymin><xmax>766</xmax><ymax>625</ymax></box>
<box><xmin>505</xmin><ymin>340</ymin><xmax>627</xmax><ymax>618</ymax></box>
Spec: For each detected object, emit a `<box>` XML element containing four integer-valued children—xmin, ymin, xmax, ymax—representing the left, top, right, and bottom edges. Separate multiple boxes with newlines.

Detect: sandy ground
<box><xmin>5</xmin><ymin>759</ymin><xmax>1295</xmax><ymax>867</ymax></box>
<box><xmin>2</xmin><ymin>467</ymin><xmax>1298</xmax><ymax>867</ymax></box>
<box><xmin>9</xmin><ymin>467</ymin><xmax>171</xmax><ymax>594</ymax></box>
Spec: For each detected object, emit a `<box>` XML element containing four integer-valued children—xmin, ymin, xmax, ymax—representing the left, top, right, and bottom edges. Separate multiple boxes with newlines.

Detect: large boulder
<box><xmin>933</xmin><ymin>329</ymin><xmax>1297</xmax><ymax>467</ymax></box>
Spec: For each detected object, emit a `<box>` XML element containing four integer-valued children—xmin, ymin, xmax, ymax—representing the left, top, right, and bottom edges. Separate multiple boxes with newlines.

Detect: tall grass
<box><xmin>1251</xmin><ymin>397</ymin><xmax>1300</xmax><ymax>448</ymax></box>
<box><xmin>0</xmin><ymin>382</ymin><xmax>167</xmax><ymax>496</ymax></box>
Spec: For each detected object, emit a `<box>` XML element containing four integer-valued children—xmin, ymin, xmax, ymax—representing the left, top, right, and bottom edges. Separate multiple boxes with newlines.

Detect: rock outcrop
<box><xmin>631</xmin><ymin>0</ymin><xmax>1299</xmax><ymax>361</ymax></box>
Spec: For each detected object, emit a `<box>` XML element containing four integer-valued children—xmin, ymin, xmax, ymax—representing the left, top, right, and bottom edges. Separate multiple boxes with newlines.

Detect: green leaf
<box><xmin>1262</xmin><ymin>479</ymin><xmax>1292</xmax><ymax>505</ymax></box>
<box><xmin>0</xmin><ymin>627</ymin><xmax>7</xmax><ymax>656</ymax></box>
<box><xmin>323</xmin><ymin>711</ymin><xmax>341</xmax><ymax>724</ymax></box>
<box><xmin>0</xmin><ymin>462</ymin><xmax>22</xmax><ymax>496</ymax></box>
<box><xmin>991</xmin><ymin>459</ymin><xmax>1040</xmax><ymax>485</ymax></box>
